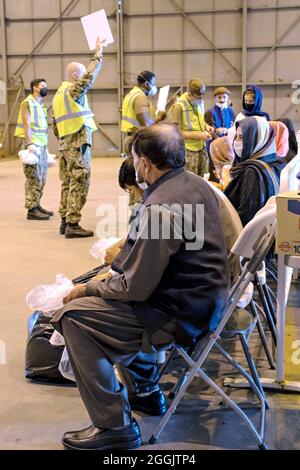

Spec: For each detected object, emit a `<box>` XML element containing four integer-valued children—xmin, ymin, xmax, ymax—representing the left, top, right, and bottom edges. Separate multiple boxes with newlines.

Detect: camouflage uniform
<box><xmin>23</xmin><ymin>146</ymin><xmax>48</xmax><ymax>209</ymax></box>
<box><xmin>53</xmin><ymin>56</ymin><xmax>102</xmax><ymax>224</ymax></box>
<box><xmin>185</xmin><ymin>148</ymin><xmax>209</xmax><ymax>177</ymax></box>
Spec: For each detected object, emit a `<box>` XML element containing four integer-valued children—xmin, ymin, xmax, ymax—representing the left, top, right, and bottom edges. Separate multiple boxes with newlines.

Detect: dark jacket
<box><xmin>205</xmin><ymin>105</ymin><xmax>235</xmax><ymax>132</ymax></box>
<box><xmin>225</xmin><ymin>156</ymin><xmax>285</xmax><ymax>226</ymax></box>
<box><xmin>109</xmin><ymin>168</ymin><xmax>230</xmax><ymax>347</ymax></box>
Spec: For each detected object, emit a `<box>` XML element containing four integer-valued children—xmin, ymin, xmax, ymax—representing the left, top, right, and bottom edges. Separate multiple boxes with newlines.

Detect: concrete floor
<box><xmin>0</xmin><ymin>158</ymin><xmax>300</xmax><ymax>450</ymax></box>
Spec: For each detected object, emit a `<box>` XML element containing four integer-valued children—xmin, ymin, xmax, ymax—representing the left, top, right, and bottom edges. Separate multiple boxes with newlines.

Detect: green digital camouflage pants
<box><xmin>59</xmin><ymin>144</ymin><xmax>91</xmax><ymax>224</ymax></box>
<box><xmin>185</xmin><ymin>148</ymin><xmax>209</xmax><ymax>177</ymax></box>
<box><xmin>23</xmin><ymin>146</ymin><xmax>48</xmax><ymax>210</ymax></box>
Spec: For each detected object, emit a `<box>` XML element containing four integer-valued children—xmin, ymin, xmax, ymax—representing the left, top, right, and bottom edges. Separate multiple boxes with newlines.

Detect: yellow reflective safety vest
<box><xmin>121</xmin><ymin>86</ymin><xmax>154</xmax><ymax>133</ymax></box>
<box><xmin>15</xmin><ymin>94</ymin><xmax>48</xmax><ymax>146</ymax></box>
<box><xmin>52</xmin><ymin>81</ymin><xmax>97</xmax><ymax>138</ymax></box>
<box><xmin>176</xmin><ymin>92</ymin><xmax>206</xmax><ymax>151</ymax></box>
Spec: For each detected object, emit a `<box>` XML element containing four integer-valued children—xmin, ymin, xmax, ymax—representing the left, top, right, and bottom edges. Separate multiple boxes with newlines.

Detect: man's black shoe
<box><xmin>38</xmin><ymin>205</ymin><xmax>54</xmax><ymax>216</ymax></box>
<box><xmin>130</xmin><ymin>388</ymin><xmax>167</xmax><ymax>416</ymax></box>
<box><xmin>27</xmin><ymin>207</ymin><xmax>50</xmax><ymax>221</ymax></box>
<box><xmin>60</xmin><ymin>218</ymin><xmax>67</xmax><ymax>235</ymax></box>
<box><xmin>65</xmin><ymin>223</ymin><xmax>94</xmax><ymax>238</ymax></box>
<box><xmin>62</xmin><ymin>419</ymin><xmax>142</xmax><ymax>450</ymax></box>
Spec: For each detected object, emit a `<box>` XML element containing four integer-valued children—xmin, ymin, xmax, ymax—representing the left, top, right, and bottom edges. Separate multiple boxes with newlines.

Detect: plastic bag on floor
<box><xmin>59</xmin><ymin>347</ymin><xmax>75</xmax><ymax>382</ymax></box>
<box><xmin>26</xmin><ymin>274</ymin><xmax>73</xmax><ymax>313</ymax></box>
<box><xmin>25</xmin><ymin>311</ymin><xmax>72</xmax><ymax>383</ymax></box>
<box><xmin>89</xmin><ymin>238</ymin><xmax>121</xmax><ymax>264</ymax></box>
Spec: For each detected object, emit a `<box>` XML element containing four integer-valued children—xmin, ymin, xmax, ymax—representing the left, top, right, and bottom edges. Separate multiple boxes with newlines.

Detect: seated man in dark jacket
<box><xmin>52</xmin><ymin>123</ymin><xmax>230</xmax><ymax>450</ymax></box>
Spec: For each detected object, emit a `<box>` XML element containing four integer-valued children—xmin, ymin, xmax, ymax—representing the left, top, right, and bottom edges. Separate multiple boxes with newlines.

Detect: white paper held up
<box><xmin>81</xmin><ymin>9</ymin><xmax>114</xmax><ymax>50</ymax></box>
<box><xmin>156</xmin><ymin>85</ymin><xmax>170</xmax><ymax>113</ymax></box>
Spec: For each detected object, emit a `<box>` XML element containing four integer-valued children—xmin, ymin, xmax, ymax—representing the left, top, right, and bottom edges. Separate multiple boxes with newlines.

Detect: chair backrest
<box><xmin>279</xmin><ymin>154</ymin><xmax>300</xmax><ymax>193</ymax></box>
<box><xmin>230</xmin><ymin>206</ymin><xmax>276</xmax><ymax>259</ymax></box>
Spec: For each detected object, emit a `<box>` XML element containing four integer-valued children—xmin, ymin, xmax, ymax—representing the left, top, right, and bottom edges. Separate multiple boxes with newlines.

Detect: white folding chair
<box><xmin>150</xmin><ymin>210</ymin><xmax>276</xmax><ymax>450</ymax></box>
<box><xmin>206</xmin><ymin>183</ymin><xmax>275</xmax><ymax>373</ymax></box>
<box><xmin>279</xmin><ymin>154</ymin><xmax>300</xmax><ymax>193</ymax></box>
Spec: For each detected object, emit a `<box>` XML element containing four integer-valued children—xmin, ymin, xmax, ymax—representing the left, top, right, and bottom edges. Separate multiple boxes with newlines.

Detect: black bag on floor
<box><xmin>25</xmin><ymin>264</ymin><xmax>105</xmax><ymax>383</ymax></box>
<box><xmin>25</xmin><ymin>311</ymin><xmax>72</xmax><ymax>383</ymax></box>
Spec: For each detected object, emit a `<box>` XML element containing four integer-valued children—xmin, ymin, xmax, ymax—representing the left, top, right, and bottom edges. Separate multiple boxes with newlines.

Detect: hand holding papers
<box><xmin>81</xmin><ymin>9</ymin><xmax>114</xmax><ymax>50</ymax></box>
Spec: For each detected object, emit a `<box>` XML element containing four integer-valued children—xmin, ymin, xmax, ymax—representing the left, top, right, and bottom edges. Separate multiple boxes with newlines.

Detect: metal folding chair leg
<box><xmin>262</xmin><ymin>283</ymin><xmax>277</xmax><ymax>325</ymax></box>
<box><xmin>157</xmin><ymin>347</ymin><xmax>177</xmax><ymax>382</ymax></box>
<box><xmin>249</xmin><ymin>300</ymin><xmax>275</xmax><ymax>370</ymax></box>
<box><xmin>254</xmin><ymin>275</ymin><xmax>277</xmax><ymax>345</ymax></box>
<box><xmin>238</xmin><ymin>333</ymin><xmax>269</xmax><ymax>408</ymax></box>
<box><xmin>150</xmin><ymin>343</ymin><xmax>268</xmax><ymax>449</ymax></box>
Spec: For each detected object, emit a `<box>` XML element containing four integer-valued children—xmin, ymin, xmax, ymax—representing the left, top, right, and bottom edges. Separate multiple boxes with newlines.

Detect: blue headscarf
<box><xmin>242</xmin><ymin>85</ymin><xmax>270</xmax><ymax>120</ymax></box>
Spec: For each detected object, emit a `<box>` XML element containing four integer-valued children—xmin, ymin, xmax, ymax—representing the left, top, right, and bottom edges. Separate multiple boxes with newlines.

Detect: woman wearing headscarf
<box><xmin>235</xmin><ymin>85</ymin><xmax>271</xmax><ymax>123</ymax></box>
<box><xmin>224</xmin><ymin>116</ymin><xmax>285</xmax><ymax>226</ymax></box>
<box><xmin>276</xmin><ymin>118</ymin><xmax>298</xmax><ymax>163</ymax></box>
<box><xmin>210</xmin><ymin>136</ymin><xmax>234</xmax><ymax>181</ymax></box>
<box><xmin>269</xmin><ymin>121</ymin><xmax>289</xmax><ymax>158</ymax></box>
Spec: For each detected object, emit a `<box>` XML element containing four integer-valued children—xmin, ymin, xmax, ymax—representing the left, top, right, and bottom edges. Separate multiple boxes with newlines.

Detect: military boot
<box><xmin>27</xmin><ymin>207</ymin><xmax>50</xmax><ymax>221</ymax></box>
<box><xmin>59</xmin><ymin>218</ymin><xmax>67</xmax><ymax>235</ymax></box>
<box><xmin>37</xmin><ymin>205</ymin><xmax>54</xmax><ymax>216</ymax></box>
<box><xmin>65</xmin><ymin>223</ymin><xmax>94</xmax><ymax>238</ymax></box>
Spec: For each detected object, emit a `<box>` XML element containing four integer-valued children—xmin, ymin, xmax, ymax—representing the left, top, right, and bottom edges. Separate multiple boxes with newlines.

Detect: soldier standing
<box><xmin>53</xmin><ymin>38</ymin><xmax>104</xmax><ymax>238</ymax></box>
<box><xmin>15</xmin><ymin>78</ymin><xmax>52</xmax><ymax>220</ymax></box>
<box><xmin>171</xmin><ymin>79</ymin><xmax>214</xmax><ymax>177</ymax></box>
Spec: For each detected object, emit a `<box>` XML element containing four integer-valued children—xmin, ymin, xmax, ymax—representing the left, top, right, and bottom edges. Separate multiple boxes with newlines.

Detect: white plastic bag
<box><xmin>89</xmin><ymin>237</ymin><xmax>121</xmax><ymax>264</ymax></box>
<box><xmin>58</xmin><ymin>348</ymin><xmax>124</xmax><ymax>384</ymax></box>
<box><xmin>18</xmin><ymin>149</ymin><xmax>39</xmax><ymax>165</ymax></box>
<box><xmin>59</xmin><ymin>347</ymin><xmax>75</xmax><ymax>382</ymax></box>
<box><xmin>26</xmin><ymin>274</ymin><xmax>73</xmax><ymax>312</ymax></box>
<box><xmin>47</xmin><ymin>149</ymin><xmax>57</xmax><ymax>167</ymax></box>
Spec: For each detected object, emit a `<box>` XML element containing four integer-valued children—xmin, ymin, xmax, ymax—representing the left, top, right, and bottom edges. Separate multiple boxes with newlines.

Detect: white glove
<box><xmin>27</xmin><ymin>144</ymin><xmax>40</xmax><ymax>155</ymax></box>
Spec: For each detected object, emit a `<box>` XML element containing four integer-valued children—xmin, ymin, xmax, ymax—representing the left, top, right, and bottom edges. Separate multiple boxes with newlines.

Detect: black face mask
<box><xmin>244</xmin><ymin>102</ymin><xmax>254</xmax><ymax>112</ymax></box>
<box><xmin>39</xmin><ymin>88</ymin><xmax>48</xmax><ymax>97</ymax></box>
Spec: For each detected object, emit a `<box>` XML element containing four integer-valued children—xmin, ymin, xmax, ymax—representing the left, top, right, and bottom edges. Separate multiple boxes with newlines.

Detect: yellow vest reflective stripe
<box><xmin>53</xmin><ymin>81</ymin><xmax>97</xmax><ymax>138</ymax></box>
<box><xmin>177</xmin><ymin>92</ymin><xmax>206</xmax><ymax>151</ymax></box>
<box><xmin>121</xmin><ymin>87</ymin><xmax>154</xmax><ymax>132</ymax></box>
<box><xmin>15</xmin><ymin>95</ymin><xmax>48</xmax><ymax>146</ymax></box>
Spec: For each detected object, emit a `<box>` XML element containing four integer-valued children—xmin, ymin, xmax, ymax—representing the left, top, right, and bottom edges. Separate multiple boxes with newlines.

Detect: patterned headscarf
<box><xmin>269</xmin><ymin>121</ymin><xmax>289</xmax><ymax>158</ymax></box>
